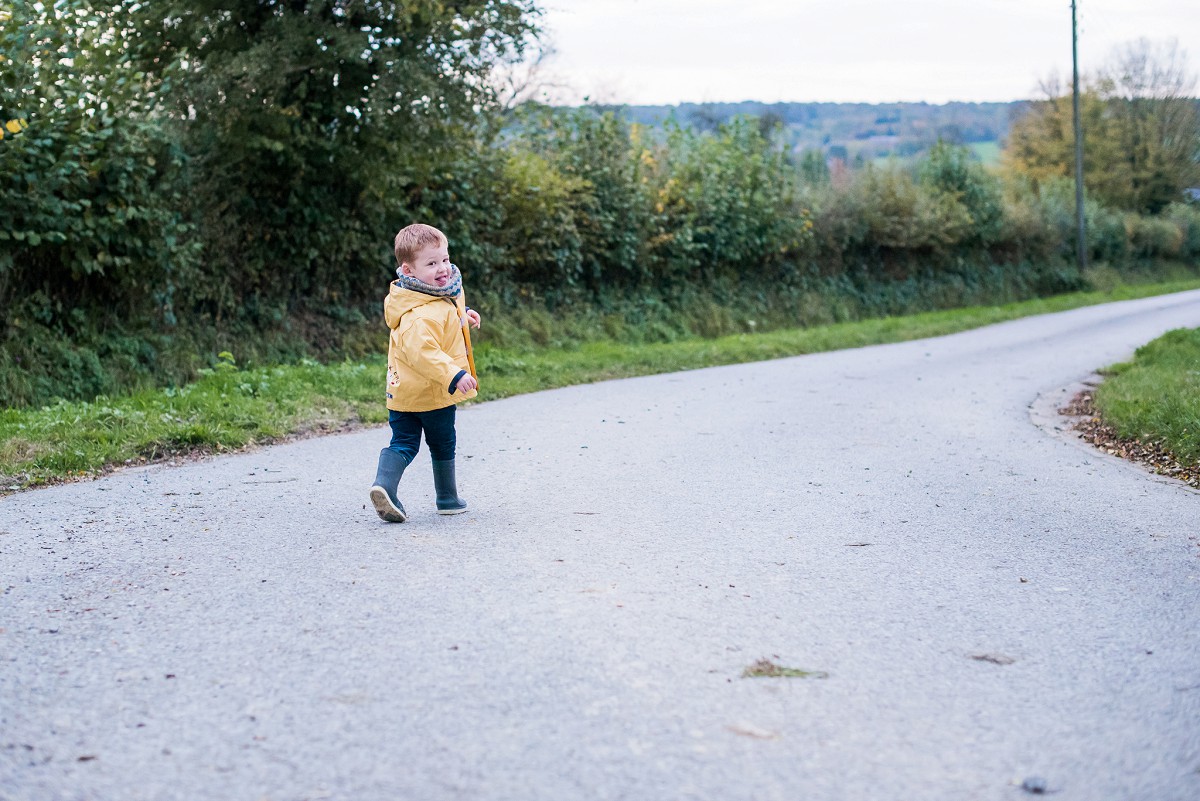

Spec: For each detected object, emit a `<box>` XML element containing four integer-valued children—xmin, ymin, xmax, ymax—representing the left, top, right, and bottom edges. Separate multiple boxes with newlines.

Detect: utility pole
<box><xmin>1071</xmin><ymin>0</ymin><xmax>1087</xmax><ymax>271</ymax></box>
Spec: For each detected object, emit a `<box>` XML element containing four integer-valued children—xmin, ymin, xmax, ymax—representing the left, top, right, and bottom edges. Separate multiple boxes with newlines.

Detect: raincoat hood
<box><xmin>385</xmin><ymin>280</ymin><xmax>450</xmax><ymax>328</ymax></box>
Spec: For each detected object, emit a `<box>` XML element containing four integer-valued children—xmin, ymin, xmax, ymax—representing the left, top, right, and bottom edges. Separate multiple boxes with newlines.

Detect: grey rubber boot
<box><xmin>369</xmin><ymin>448</ymin><xmax>411</xmax><ymax>522</ymax></box>
<box><xmin>432</xmin><ymin>459</ymin><xmax>468</xmax><ymax>515</ymax></box>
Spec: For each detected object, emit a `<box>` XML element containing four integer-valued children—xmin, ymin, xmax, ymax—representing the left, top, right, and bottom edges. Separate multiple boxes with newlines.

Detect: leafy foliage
<box><xmin>0</xmin><ymin>1</ymin><xmax>197</xmax><ymax>332</ymax></box>
<box><xmin>1005</xmin><ymin>40</ymin><xmax>1200</xmax><ymax>214</ymax></box>
<box><xmin>128</xmin><ymin>0</ymin><xmax>540</xmax><ymax>316</ymax></box>
<box><xmin>2</xmin><ymin>7</ymin><xmax>1198</xmax><ymax>412</ymax></box>
<box><xmin>641</xmin><ymin>118</ymin><xmax>813</xmax><ymax>283</ymax></box>
<box><xmin>918</xmin><ymin>140</ymin><xmax>1005</xmax><ymax>245</ymax></box>
<box><xmin>0</xmin><ymin>1</ymin><xmax>199</xmax><ymax>413</ymax></box>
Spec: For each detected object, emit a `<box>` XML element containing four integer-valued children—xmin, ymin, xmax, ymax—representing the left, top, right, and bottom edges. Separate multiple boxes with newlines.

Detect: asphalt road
<box><xmin>2</xmin><ymin>290</ymin><xmax>1199</xmax><ymax>801</ymax></box>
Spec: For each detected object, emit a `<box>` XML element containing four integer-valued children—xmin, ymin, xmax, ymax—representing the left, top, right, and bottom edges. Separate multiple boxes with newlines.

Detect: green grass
<box><xmin>3</xmin><ymin>278</ymin><xmax>1199</xmax><ymax>491</ymax></box>
<box><xmin>476</xmin><ymin>279</ymin><xmax>1200</xmax><ymax>398</ymax></box>
<box><xmin>0</xmin><ymin>358</ymin><xmax>390</xmax><ymax>490</ymax></box>
<box><xmin>1094</xmin><ymin>327</ymin><xmax>1200</xmax><ymax>465</ymax></box>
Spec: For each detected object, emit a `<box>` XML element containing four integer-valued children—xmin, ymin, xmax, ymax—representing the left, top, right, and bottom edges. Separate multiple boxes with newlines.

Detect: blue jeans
<box><xmin>388</xmin><ymin>405</ymin><xmax>456</xmax><ymax>462</ymax></box>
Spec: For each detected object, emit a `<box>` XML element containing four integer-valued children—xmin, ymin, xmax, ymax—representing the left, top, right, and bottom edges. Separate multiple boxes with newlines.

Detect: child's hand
<box><xmin>466</xmin><ymin>308</ymin><xmax>481</xmax><ymax>329</ymax></box>
<box><xmin>457</xmin><ymin>374</ymin><xmax>478</xmax><ymax>393</ymax></box>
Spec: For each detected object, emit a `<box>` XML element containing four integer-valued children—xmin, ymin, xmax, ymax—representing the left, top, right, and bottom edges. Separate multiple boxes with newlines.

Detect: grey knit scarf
<box><xmin>394</xmin><ymin>263</ymin><xmax>462</xmax><ymax>298</ymax></box>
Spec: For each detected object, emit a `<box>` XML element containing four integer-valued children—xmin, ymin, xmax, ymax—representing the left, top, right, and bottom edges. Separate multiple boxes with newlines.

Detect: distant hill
<box><xmin>600</xmin><ymin>101</ymin><xmax>1028</xmax><ymax>166</ymax></box>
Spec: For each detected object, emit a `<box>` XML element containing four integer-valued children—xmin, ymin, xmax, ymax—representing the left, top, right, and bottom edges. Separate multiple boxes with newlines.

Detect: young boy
<box><xmin>369</xmin><ymin>223</ymin><xmax>481</xmax><ymax>522</ymax></box>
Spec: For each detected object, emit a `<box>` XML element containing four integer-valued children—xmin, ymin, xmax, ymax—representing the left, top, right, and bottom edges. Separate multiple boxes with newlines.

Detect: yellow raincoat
<box><xmin>384</xmin><ymin>282</ymin><xmax>477</xmax><ymax>412</ymax></box>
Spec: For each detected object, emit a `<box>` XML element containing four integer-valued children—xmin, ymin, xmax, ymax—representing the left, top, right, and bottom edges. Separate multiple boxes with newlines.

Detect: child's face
<box><xmin>402</xmin><ymin>243</ymin><xmax>452</xmax><ymax>287</ymax></box>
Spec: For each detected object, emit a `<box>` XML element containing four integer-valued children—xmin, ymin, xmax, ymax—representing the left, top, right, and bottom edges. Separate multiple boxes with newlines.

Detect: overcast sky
<box><xmin>534</xmin><ymin>0</ymin><xmax>1199</xmax><ymax>105</ymax></box>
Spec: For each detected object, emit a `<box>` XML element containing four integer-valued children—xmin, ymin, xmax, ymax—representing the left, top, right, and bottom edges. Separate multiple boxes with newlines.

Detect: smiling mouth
<box><xmin>435</xmin><ymin>275</ymin><xmax>448</xmax><ymax>286</ymax></box>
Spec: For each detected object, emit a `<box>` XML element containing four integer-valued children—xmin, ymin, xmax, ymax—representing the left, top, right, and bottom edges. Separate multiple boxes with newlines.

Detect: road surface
<box><xmin>2</xmin><ymin>290</ymin><xmax>1199</xmax><ymax>801</ymax></box>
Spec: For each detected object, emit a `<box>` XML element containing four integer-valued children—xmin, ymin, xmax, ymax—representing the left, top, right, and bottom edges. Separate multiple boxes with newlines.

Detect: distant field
<box><xmin>970</xmin><ymin>141</ymin><xmax>1002</xmax><ymax>165</ymax></box>
<box><xmin>870</xmin><ymin>154</ymin><xmax>917</xmax><ymax>168</ymax></box>
<box><xmin>866</xmin><ymin>140</ymin><xmax>1002</xmax><ymax>169</ymax></box>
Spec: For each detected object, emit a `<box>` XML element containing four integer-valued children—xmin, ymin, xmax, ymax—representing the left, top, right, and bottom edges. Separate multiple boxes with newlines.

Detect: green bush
<box><xmin>0</xmin><ymin>2</ymin><xmax>199</xmax><ymax>335</ymax></box>
<box><xmin>811</xmin><ymin>162</ymin><xmax>974</xmax><ymax>272</ymax></box>
<box><xmin>641</xmin><ymin>117</ymin><xmax>813</xmax><ymax>283</ymax></box>
<box><xmin>551</xmin><ymin>111</ymin><xmax>652</xmax><ymax>289</ymax></box>
<box><xmin>1164</xmin><ymin>203</ymin><xmax>1200</xmax><ymax>259</ymax></box>
<box><xmin>1086</xmin><ymin>203</ymin><xmax>1129</xmax><ymax>263</ymax></box>
<box><xmin>995</xmin><ymin>191</ymin><xmax>1060</xmax><ymax>265</ymax></box>
<box><xmin>1127</xmin><ymin>215</ymin><xmax>1184</xmax><ymax>259</ymax></box>
<box><xmin>494</xmin><ymin>150</ymin><xmax>588</xmax><ymax>286</ymax></box>
<box><xmin>918</xmin><ymin>141</ymin><xmax>1005</xmax><ymax>245</ymax></box>
<box><xmin>0</xmin><ymin>113</ymin><xmax>197</xmax><ymax>329</ymax></box>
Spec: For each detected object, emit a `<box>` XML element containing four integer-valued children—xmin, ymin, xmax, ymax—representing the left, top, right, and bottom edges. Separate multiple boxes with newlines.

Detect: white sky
<box><xmin>535</xmin><ymin>0</ymin><xmax>1199</xmax><ymax>105</ymax></box>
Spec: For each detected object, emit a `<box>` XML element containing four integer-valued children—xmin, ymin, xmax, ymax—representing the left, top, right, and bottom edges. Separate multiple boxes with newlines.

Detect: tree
<box><xmin>128</xmin><ymin>0</ymin><xmax>541</xmax><ymax>315</ymax></box>
<box><xmin>1095</xmin><ymin>39</ymin><xmax>1200</xmax><ymax>213</ymax></box>
<box><xmin>0</xmin><ymin>1</ymin><xmax>195</xmax><ymax>333</ymax></box>
<box><xmin>492</xmin><ymin>45</ymin><xmax>566</xmax><ymax>114</ymax></box>
<box><xmin>1005</xmin><ymin>39</ymin><xmax>1200</xmax><ymax>214</ymax></box>
<box><xmin>799</xmin><ymin>149</ymin><xmax>831</xmax><ymax>185</ymax></box>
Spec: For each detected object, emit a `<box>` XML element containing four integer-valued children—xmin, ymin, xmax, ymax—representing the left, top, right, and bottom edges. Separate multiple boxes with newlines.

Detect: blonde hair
<box><xmin>393</xmin><ymin>223</ymin><xmax>448</xmax><ymax>267</ymax></box>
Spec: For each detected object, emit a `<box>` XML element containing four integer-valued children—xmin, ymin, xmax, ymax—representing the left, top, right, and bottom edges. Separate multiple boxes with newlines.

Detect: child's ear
<box><xmin>399</xmin><ymin>261</ymin><xmax>414</xmax><ymax>276</ymax></box>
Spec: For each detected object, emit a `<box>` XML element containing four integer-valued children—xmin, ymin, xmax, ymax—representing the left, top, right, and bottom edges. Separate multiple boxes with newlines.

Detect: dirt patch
<box><xmin>1059</xmin><ymin>390</ymin><xmax>1200</xmax><ymax>489</ymax></box>
<box><xmin>742</xmin><ymin>658</ymin><xmax>829</xmax><ymax>679</ymax></box>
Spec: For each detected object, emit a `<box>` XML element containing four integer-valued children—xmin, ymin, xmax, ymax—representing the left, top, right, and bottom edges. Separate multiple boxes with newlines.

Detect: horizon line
<box><xmin>557</xmin><ymin>98</ymin><xmax>1038</xmax><ymax>108</ymax></box>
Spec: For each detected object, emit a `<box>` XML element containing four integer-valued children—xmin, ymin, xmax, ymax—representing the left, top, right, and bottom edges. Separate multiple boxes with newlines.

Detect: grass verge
<box><xmin>1092</xmin><ymin>327</ymin><xmax>1200</xmax><ymax>469</ymax></box>
<box><xmin>3</xmin><ymin>279</ymin><xmax>1199</xmax><ymax>492</ymax></box>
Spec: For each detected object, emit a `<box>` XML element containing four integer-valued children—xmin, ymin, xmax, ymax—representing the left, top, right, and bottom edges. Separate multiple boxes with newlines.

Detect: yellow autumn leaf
<box><xmin>4</xmin><ymin>120</ymin><xmax>21</xmax><ymax>134</ymax></box>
